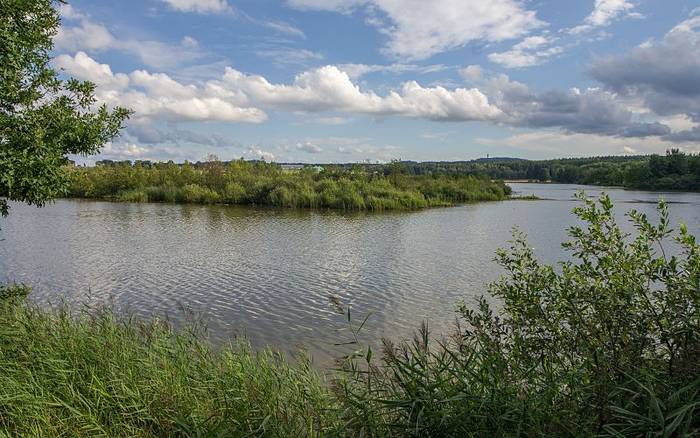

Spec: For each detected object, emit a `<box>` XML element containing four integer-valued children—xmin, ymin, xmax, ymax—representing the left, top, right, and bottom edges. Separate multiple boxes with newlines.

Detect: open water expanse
<box><xmin>2</xmin><ymin>183</ymin><xmax>700</xmax><ymax>365</ymax></box>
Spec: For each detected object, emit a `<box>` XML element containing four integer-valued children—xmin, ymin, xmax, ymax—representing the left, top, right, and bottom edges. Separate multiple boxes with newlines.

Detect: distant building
<box><xmin>280</xmin><ymin>164</ymin><xmax>305</xmax><ymax>172</ymax></box>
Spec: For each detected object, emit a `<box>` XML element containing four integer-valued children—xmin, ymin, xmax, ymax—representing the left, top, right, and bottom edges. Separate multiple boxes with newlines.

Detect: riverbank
<box><xmin>63</xmin><ymin>160</ymin><xmax>511</xmax><ymax>211</ymax></box>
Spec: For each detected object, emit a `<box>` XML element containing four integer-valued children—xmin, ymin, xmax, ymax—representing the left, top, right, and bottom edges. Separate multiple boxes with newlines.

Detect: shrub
<box><xmin>338</xmin><ymin>193</ymin><xmax>700</xmax><ymax>436</ymax></box>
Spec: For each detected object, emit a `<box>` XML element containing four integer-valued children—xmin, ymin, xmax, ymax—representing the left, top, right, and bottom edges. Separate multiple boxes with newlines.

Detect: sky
<box><xmin>53</xmin><ymin>0</ymin><xmax>700</xmax><ymax>163</ymax></box>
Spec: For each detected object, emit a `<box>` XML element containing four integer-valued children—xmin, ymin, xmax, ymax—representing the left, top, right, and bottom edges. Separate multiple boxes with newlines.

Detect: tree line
<box><xmin>361</xmin><ymin>149</ymin><xmax>700</xmax><ymax>191</ymax></box>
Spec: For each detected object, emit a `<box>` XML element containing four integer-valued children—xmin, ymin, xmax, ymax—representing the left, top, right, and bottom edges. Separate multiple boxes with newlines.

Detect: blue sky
<box><xmin>54</xmin><ymin>0</ymin><xmax>700</xmax><ymax>163</ymax></box>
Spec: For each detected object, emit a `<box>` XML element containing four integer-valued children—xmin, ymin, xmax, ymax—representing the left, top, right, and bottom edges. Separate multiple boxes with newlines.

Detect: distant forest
<box><xmin>86</xmin><ymin>149</ymin><xmax>700</xmax><ymax>193</ymax></box>
<box><xmin>353</xmin><ymin>149</ymin><xmax>700</xmax><ymax>191</ymax></box>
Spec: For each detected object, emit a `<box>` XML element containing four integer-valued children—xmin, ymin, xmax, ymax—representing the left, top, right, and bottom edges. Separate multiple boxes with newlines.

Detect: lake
<box><xmin>2</xmin><ymin>183</ymin><xmax>700</xmax><ymax>365</ymax></box>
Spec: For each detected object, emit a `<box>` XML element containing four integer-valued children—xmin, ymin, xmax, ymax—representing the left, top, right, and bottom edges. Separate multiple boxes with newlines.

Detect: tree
<box><xmin>0</xmin><ymin>0</ymin><xmax>130</xmax><ymax>219</ymax></box>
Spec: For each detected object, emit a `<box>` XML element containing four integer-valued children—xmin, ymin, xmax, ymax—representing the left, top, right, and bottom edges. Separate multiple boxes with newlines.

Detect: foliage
<box><xmin>64</xmin><ymin>160</ymin><xmax>511</xmax><ymax>210</ymax></box>
<box><xmin>0</xmin><ymin>0</ymin><xmax>130</xmax><ymax>219</ymax></box>
<box><xmin>372</xmin><ymin>149</ymin><xmax>700</xmax><ymax>191</ymax></box>
<box><xmin>338</xmin><ymin>194</ymin><xmax>700</xmax><ymax>436</ymax></box>
<box><xmin>0</xmin><ymin>291</ymin><xmax>341</xmax><ymax>437</ymax></box>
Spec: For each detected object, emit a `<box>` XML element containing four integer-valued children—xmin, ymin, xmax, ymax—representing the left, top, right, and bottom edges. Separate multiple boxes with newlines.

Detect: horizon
<box><xmin>79</xmin><ymin>153</ymin><xmax>658</xmax><ymax>166</ymax></box>
<box><xmin>55</xmin><ymin>1</ymin><xmax>700</xmax><ymax>164</ymax></box>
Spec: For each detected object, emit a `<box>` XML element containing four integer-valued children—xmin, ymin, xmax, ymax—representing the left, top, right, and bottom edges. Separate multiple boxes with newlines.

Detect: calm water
<box><xmin>2</xmin><ymin>184</ymin><xmax>700</xmax><ymax>365</ymax></box>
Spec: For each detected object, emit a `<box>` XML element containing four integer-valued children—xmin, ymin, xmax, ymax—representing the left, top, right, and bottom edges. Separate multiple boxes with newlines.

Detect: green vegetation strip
<box><xmin>386</xmin><ymin>149</ymin><xmax>700</xmax><ymax>191</ymax></box>
<box><xmin>63</xmin><ymin>160</ymin><xmax>511</xmax><ymax>211</ymax></box>
<box><xmin>2</xmin><ymin>195</ymin><xmax>699</xmax><ymax>436</ymax></box>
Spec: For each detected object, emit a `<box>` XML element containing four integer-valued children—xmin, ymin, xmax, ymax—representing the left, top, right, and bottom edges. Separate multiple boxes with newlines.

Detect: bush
<box><xmin>338</xmin><ymin>193</ymin><xmax>700</xmax><ymax>436</ymax></box>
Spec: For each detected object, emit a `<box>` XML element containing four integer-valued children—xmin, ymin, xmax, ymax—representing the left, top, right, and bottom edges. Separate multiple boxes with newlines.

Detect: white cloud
<box><xmin>100</xmin><ymin>142</ymin><xmax>152</xmax><ymax>159</ymax></box>
<box><xmin>221</xmin><ymin>65</ymin><xmax>502</xmax><ymax>121</ymax></box>
<box><xmin>241</xmin><ymin>147</ymin><xmax>275</xmax><ymax>161</ymax></box>
<box><xmin>181</xmin><ymin>36</ymin><xmax>199</xmax><ymax>48</ymax></box>
<box><xmin>55</xmin><ymin>19</ymin><xmax>204</xmax><ymax>68</ymax></box>
<box><xmin>295</xmin><ymin>142</ymin><xmax>323</xmax><ymax>153</ymax></box>
<box><xmin>459</xmin><ymin>65</ymin><xmax>483</xmax><ymax>81</ymax></box>
<box><xmin>569</xmin><ymin>0</ymin><xmax>638</xmax><ymax>34</ymax></box>
<box><xmin>55</xmin><ymin>20</ymin><xmax>115</xmax><ymax>51</ymax></box>
<box><xmin>488</xmin><ymin>35</ymin><xmax>563</xmax><ymax>68</ymax></box>
<box><xmin>54</xmin><ymin>52</ymin><xmax>267</xmax><ymax>124</ymax></box>
<box><xmin>58</xmin><ymin>4</ymin><xmax>86</xmax><ymax>20</ymax></box>
<box><xmin>259</xmin><ymin>20</ymin><xmax>305</xmax><ymax>38</ymax></box>
<box><xmin>54</xmin><ymin>53</ymin><xmax>501</xmax><ymax>125</ymax></box>
<box><xmin>287</xmin><ymin>0</ymin><xmax>545</xmax><ymax>60</ymax></box>
<box><xmin>161</xmin><ymin>0</ymin><xmax>233</xmax><ymax>14</ymax></box>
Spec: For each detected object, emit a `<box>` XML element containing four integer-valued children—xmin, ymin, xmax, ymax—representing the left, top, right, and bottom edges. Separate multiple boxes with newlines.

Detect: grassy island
<box><xmin>63</xmin><ymin>160</ymin><xmax>511</xmax><ymax>211</ymax></box>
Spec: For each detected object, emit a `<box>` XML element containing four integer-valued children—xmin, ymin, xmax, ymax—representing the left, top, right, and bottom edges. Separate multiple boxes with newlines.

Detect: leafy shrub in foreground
<box><xmin>338</xmin><ymin>193</ymin><xmax>700</xmax><ymax>436</ymax></box>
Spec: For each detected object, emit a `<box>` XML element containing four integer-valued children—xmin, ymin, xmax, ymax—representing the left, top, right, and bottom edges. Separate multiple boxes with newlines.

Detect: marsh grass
<box><xmin>0</xmin><ymin>294</ymin><xmax>341</xmax><ymax>437</ymax></box>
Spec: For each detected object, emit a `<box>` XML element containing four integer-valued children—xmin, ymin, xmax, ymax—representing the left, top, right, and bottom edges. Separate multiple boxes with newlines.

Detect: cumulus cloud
<box><xmin>459</xmin><ymin>65</ymin><xmax>483</xmax><ymax>81</ymax></box>
<box><xmin>287</xmin><ymin>0</ymin><xmax>544</xmax><ymax>60</ymax></box>
<box><xmin>54</xmin><ymin>52</ymin><xmax>267</xmax><ymax>124</ymax></box>
<box><xmin>161</xmin><ymin>0</ymin><xmax>233</xmax><ymax>14</ymax></box>
<box><xmin>54</xmin><ymin>44</ymin><xmax>697</xmax><ymax>146</ymax></box>
<box><xmin>221</xmin><ymin>65</ymin><xmax>502</xmax><ymax>121</ymax></box>
<box><xmin>55</xmin><ymin>52</ymin><xmax>502</xmax><ymax>125</ymax></box>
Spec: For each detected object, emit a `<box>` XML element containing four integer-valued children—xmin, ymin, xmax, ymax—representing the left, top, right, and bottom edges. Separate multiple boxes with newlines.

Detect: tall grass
<box><xmin>64</xmin><ymin>160</ymin><xmax>511</xmax><ymax>211</ymax></box>
<box><xmin>0</xmin><ymin>287</ymin><xmax>340</xmax><ymax>437</ymax></box>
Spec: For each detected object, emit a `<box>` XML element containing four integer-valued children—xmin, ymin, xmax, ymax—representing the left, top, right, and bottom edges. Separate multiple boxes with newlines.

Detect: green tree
<box><xmin>0</xmin><ymin>0</ymin><xmax>130</xmax><ymax>219</ymax></box>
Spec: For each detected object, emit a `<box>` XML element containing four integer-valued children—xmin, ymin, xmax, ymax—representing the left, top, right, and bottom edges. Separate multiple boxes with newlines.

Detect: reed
<box><xmin>64</xmin><ymin>160</ymin><xmax>511</xmax><ymax>211</ymax></box>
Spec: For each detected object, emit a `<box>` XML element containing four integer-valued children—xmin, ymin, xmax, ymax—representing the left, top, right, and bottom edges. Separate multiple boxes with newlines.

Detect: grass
<box><xmin>0</xmin><ymin>286</ymin><xmax>341</xmax><ymax>437</ymax></box>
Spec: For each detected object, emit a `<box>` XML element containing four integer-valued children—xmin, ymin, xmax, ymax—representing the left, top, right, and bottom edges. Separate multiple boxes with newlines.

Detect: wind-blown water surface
<box><xmin>2</xmin><ymin>184</ymin><xmax>699</xmax><ymax>365</ymax></box>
